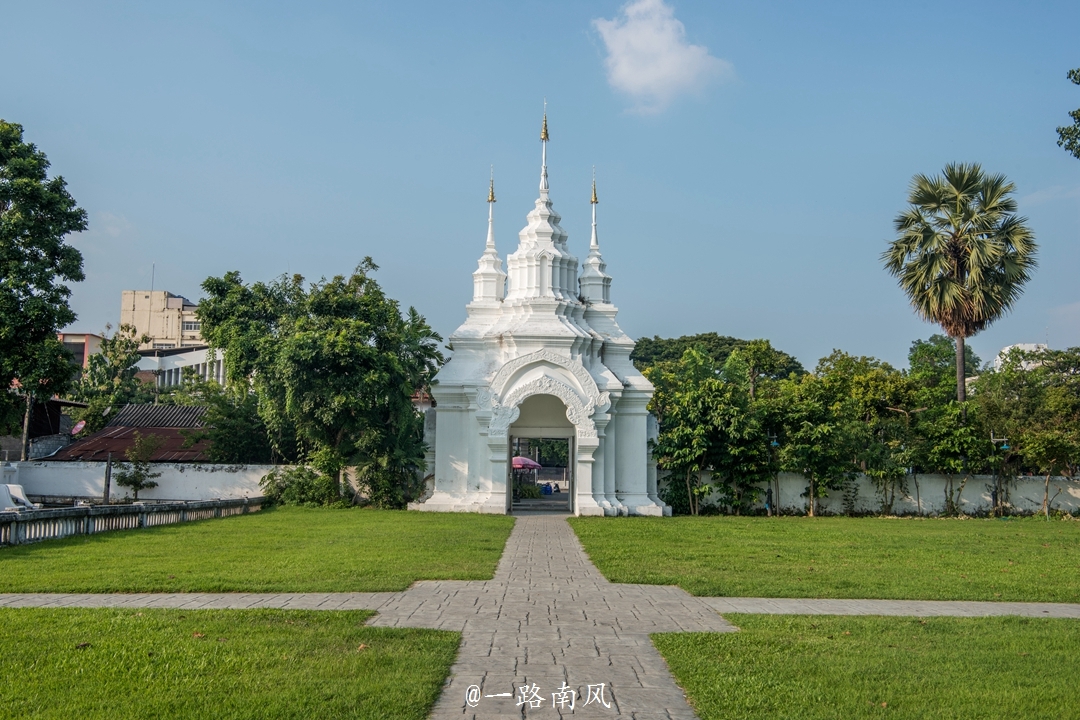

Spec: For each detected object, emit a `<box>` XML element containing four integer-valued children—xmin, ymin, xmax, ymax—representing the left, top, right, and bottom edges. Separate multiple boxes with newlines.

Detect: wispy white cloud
<box><xmin>95</xmin><ymin>211</ymin><xmax>134</xmax><ymax>238</ymax></box>
<box><xmin>593</xmin><ymin>0</ymin><xmax>733</xmax><ymax>114</ymax></box>
<box><xmin>1019</xmin><ymin>184</ymin><xmax>1080</xmax><ymax>206</ymax></box>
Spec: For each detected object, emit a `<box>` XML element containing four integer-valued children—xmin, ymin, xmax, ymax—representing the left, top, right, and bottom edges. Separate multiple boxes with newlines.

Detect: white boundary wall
<box><xmin>674</xmin><ymin>472</ymin><xmax>1080</xmax><ymax>516</ymax></box>
<box><xmin>4</xmin><ymin>462</ymin><xmax>279</xmax><ymax>503</ymax></box>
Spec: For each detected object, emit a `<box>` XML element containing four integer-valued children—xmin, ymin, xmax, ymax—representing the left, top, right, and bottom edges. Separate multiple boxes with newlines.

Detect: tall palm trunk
<box><xmin>955</xmin><ymin>334</ymin><xmax>966</xmax><ymax>404</ymax></box>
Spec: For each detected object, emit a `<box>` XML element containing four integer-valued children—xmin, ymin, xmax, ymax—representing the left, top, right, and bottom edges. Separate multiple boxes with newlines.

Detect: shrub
<box><xmin>517</xmin><ymin>484</ymin><xmax>542</xmax><ymax>500</ymax></box>
<box><xmin>260</xmin><ymin>467</ymin><xmax>347</xmax><ymax>508</ymax></box>
<box><xmin>113</xmin><ymin>431</ymin><xmax>163</xmax><ymax>501</ymax></box>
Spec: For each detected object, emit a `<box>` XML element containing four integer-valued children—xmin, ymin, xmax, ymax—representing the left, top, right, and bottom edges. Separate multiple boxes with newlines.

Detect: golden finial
<box><xmin>591</xmin><ymin>167</ymin><xmax>598</xmax><ymax>204</ymax></box>
<box><xmin>488</xmin><ymin>167</ymin><xmax>496</xmax><ymax>203</ymax></box>
<box><xmin>541</xmin><ymin>100</ymin><xmax>549</xmax><ymax>142</ymax></box>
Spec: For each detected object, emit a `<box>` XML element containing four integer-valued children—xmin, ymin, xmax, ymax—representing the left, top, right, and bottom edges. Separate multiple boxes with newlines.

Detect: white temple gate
<box><xmin>409</xmin><ymin>115</ymin><xmax>669</xmax><ymax>516</ymax></box>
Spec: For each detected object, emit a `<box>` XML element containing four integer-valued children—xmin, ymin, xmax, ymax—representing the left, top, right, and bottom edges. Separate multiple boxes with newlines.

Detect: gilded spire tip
<box><xmin>541</xmin><ymin>100</ymin><xmax>549</xmax><ymax>142</ymax></box>
<box><xmin>488</xmin><ymin>177</ymin><xmax>496</xmax><ymax>203</ymax></box>
<box><xmin>591</xmin><ymin>167</ymin><xmax>597</xmax><ymax>204</ymax></box>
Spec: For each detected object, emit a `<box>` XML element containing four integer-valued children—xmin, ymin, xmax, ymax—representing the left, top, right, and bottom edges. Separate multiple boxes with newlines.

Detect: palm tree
<box><xmin>883</xmin><ymin>163</ymin><xmax>1037</xmax><ymax>404</ymax></box>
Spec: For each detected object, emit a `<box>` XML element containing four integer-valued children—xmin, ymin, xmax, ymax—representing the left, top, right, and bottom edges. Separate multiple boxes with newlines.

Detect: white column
<box><xmin>614</xmin><ymin>393</ymin><xmax>662</xmax><ymax>515</ymax></box>
<box><xmin>575</xmin><ymin>434</ymin><xmax>604</xmax><ymax>516</ymax></box>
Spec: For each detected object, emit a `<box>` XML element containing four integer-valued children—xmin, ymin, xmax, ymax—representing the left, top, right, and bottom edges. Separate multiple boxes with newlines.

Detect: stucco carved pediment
<box><xmin>485</xmin><ymin>374</ymin><xmax>599</xmax><ymax>440</ymax></box>
<box><xmin>489</xmin><ymin>349</ymin><xmax>603</xmax><ymax>406</ymax></box>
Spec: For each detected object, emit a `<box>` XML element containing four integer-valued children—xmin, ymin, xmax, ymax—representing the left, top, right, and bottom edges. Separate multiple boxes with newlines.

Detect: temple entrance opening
<box><xmin>509</xmin><ymin>394</ymin><xmax>574</xmax><ymax>514</ymax></box>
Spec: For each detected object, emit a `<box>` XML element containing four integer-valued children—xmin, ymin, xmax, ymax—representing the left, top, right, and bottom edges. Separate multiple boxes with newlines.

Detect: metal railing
<box><xmin>0</xmin><ymin>497</ymin><xmax>263</xmax><ymax>546</ymax></box>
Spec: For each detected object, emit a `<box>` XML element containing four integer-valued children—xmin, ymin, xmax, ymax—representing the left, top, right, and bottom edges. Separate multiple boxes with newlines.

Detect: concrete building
<box><xmin>410</xmin><ymin>116</ymin><xmax>667</xmax><ymax>517</ymax></box>
<box><xmin>994</xmin><ymin>343</ymin><xmax>1049</xmax><ymax>371</ymax></box>
<box><xmin>57</xmin><ymin>332</ymin><xmax>103</xmax><ymax>370</ymax></box>
<box><xmin>120</xmin><ymin>290</ymin><xmax>202</xmax><ymax>350</ymax></box>
<box><xmin>136</xmin><ymin>346</ymin><xmax>226</xmax><ymax>388</ymax></box>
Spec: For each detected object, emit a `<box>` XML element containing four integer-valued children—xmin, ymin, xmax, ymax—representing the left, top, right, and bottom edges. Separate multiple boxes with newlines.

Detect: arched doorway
<box><xmin>508</xmin><ymin>394</ymin><xmax>574</xmax><ymax>513</ymax></box>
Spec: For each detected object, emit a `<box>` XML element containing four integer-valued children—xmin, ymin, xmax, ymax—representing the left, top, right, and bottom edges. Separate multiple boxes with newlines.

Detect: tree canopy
<box><xmin>198</xmin><ymin>259</ymin><xmax>443</xmax><ymax>507</ymax></box>
<box><xmin>0</xmin><ymin>120</ymin><xmax>86</xmax><ymax>444</ymax></box>
<box><xmin>1056</xmin><ymin>68</ymin><xmax>1080</xmax><ymax>160</ymax></box>
<box><xmin>882</xmin><ymin>163</ymin><xmax>1036</xmax><ymax>402</ymax></box>
<box><xmin>631</xmin><ymin>332</ymin><xmax>804</xmax><ymax>377</ymax></box>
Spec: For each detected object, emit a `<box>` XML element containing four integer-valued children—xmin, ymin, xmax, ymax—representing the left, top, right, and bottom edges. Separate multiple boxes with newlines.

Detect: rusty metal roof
<box><xmin>107</xmin><ymin>404</ymin><xmax>207</xmax><ymax>429</ymax></box>
<box><xmin>51</xmin><ymin>426</ymin><xmax>211</xmax><ymax>462</ymax></box>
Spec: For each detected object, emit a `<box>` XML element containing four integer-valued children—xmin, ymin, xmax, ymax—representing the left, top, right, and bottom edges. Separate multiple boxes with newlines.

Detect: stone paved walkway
<box><xmin>4</xmin><ymin>513</ymin><xmax>1080</xmax><ymax>718</ymax></box>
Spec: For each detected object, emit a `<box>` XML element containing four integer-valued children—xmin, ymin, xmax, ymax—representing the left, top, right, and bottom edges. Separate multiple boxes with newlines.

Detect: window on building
<box><xmin>153</xmin><ymin>343</ymin><xmax>175</xmax><ymax>350</ymax></box>
<box><xmin>182</xmin><ymin>321</ymin><xmax>201</xmax><ymax>332</ymax></box>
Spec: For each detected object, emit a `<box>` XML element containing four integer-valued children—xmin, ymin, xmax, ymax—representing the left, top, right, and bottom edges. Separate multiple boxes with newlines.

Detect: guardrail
<box><xmin>0</xmin><ymin>497</ymin><xmax>263</xmax><ymax>546</ymax></box>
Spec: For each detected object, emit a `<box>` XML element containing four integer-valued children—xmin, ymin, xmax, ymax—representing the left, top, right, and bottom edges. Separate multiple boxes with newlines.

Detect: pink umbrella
<box><xmin>512</xmin><ymin>456</ymin><xmax>542</xmax><ymax>470</ymax></box>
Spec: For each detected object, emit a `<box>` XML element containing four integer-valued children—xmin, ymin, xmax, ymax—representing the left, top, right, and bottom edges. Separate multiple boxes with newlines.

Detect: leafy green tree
<box><xmin>632</xmin><ymin>332</ymin><xmax>804</xmax><ymax>377</ymax></box>
<box><xmin>1056</xmin><ymin>68</ymin><xmax>1080</xmax><ymax>160</ymax></box>
<box><xmin>775</xmin><ymin>357</ymin><xmax>865</xmax><ymax>516</ymax></box>
<box><xmin>113</xmin><ymin>431</ymin><xmax>163</xmax><ymax>501</ymax></box>
<box><xmin>168</xmin><ymin>369</ymin><xmax>274</xmax><ymax>465</ymax></box>
<box><xmin>908</xmin><ymin>335</ymin><xmax>980</xmax><ymax>406</ymax></box>
<box><xmin>973</xmin><ymin>347</ymin><xmax>1080</xmax><ymax>517</ymax></box>
<box><xmin>1</xmin><ymin>120</ymin><xmax>87</xmax><ymax>445</ymax></box>
<box><xmin>883</xmin><ymin>163</ymin><xmax>1037</xmax><ymax>403</ymax></box>
<box><xmin>923</xmin><ymin>403</ymin><xmax>992</xmax><ymax>514</ymax></box>
<box><xmin>69</xmin><ymin>324</ymin><xmax>153</xmax><ymax>433</ymax></box>
<box><xmin>712</xmin><ymin>347</ymin><xmax>782</xmax><ymax>512</ymax></box>
<box><xmin>199</xmin><ymin>259</ymin><xmax>443</xmax><ymax>508</ymax></box>
<box><xmin>11</xmin><ymin>336</ymin><xmax>76</xmax><ymax>460</ymax></box>
<box><xmin>645</xmin><ymin>349</ymin><xmax>712</xmax><ymax>515</ymax></box>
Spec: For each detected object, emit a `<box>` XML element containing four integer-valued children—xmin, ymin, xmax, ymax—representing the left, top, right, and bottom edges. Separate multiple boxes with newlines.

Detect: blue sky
<box><xmin>5</xmin><ymin>0</ymin><xmax>1079</xmax><ymax>369</ymax></box>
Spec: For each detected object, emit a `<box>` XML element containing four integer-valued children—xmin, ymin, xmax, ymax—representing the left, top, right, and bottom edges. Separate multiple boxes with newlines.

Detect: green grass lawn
<box><xmin>569</xmin><ymin>516</ymin><xmax>1080</xmax><ymax>602</ymax></box>
<box><xmin>0</xmin><ymin>507</ymin><xmax>514</xmax><ymax>593</ymax></box>
<box><xmin>0</xmin><ymin>608</ymin><xmax>459</xmax><ymax>720</ymax></box>
<box><xmin>654</xmin><ymin>615</ymin><xmax>1080</xmax><ymax>720</ymax></box>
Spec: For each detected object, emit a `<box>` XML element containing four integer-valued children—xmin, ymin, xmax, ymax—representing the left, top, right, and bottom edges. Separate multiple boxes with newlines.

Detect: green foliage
<box><xmin>647</xmin><ymin>347</ymin><xmax>777</xmax><ymax>515</ymax></box>
<box><xmin>530</xmin><ymin>438</ymin><xmax>569</xmax><ymax>466</ymax></box>
<box><xmin>170</xmin><ymin>371</ymin><xmax>274</xmax><ymax>464</ymax></box>
<box><xmin>517</xmin><ymin>483</ymin><xmax>542</xmax><ymax>499</ymax></box>
<box><xmin>632</xmin><ymin>332</ymin><xmax>804</xmax><ymax>377</ymax></box>
<box><xmin>775</xmin><ymin>364</ymin><xmax>862</xmax><ymax>516</ymax></box>
<box><xmin>0</xmin><ymin>120</ymin><xmax>86</xmax><ymax>435</ymax></box>
<box><xmin>1</xmin><ymin>335</ymin><xmax>76</xmax><ymax>447</ymax></box>
<box><xmin>0</xmin><ymin>507</ymin><xmax>515</xmax><ymax>593</ymax></box>
<box><xmin>883</xmin><ymin>163</ymin><xmax>1037</xmax><ymax>402</ymax></box>
<box><xmin>1056</xmin><ymin>68</ymin><xmax>1080</xmax><ymax>160</ymax></box>
<box><xmin>972</xmin><ymin>346</ymin><xmax>1080</xmax><ymax>516</ymax></box>
<box><xmin>646</xmin><ymin>349</ymin><xmax>722</xmax><ymax>515</ymax></box>
<box><xmin>260</xmin><ymin>466</ymin><xmax>345</xmax><ymax>507</ymax></box>
<box><xmin>69</xmin><ymin>324</ymin><xmax>153</xmax><ymax>433</ymax></box>
<box><xmin>655</xmin><ymin>615</ymin><xmax>1080</xmax><ymax>720</ymax></box>
<box><xmin>113</xmin><ymin>431</ymin><xmax>163</xmax><ymax>501</ymax></box>
<box><xmin>0</xmin><ymin>608</ymin><xmax>460</xmax><ymax>720</ymax></box>
<box><xmin>199</xmin><ymin>258</ymin><xmax>443</xmax><ymax>508</ymax></box>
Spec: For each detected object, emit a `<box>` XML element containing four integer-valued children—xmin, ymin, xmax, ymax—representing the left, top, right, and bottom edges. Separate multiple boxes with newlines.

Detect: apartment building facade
<box><xmin>120</xmin><ymin>290</ymin><xmax>203</xmax><ymax>350</ymax></box>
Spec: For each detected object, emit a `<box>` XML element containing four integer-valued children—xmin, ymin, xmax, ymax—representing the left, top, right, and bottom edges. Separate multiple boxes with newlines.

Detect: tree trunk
<box><xmin>807</xmin><ymin>476</ymin><xmax>815</xmax><ymax>517</ymax></box>
<box><xmin>955</xmin><ymin>335</ymin><xmax>967</xmax><ymax>404</ymax></box>
<box><xmin>684</xmin><ymin>469</ymin><xmax>695</xmax><ymax>516</ymax></box>
<box><xmin>913</xmin><ymin>473</ymin><xmax>921</xmax><ymax>516</ymax></box>
<box><xmin>20</xmin><ymin>393</ymin><xmax>33</xmax><ymax>462</ymax></box>
<box><xmin>1044</xmin><ymin>474</ymin><xmax>1051</xmax><ymax>519</ymax></box>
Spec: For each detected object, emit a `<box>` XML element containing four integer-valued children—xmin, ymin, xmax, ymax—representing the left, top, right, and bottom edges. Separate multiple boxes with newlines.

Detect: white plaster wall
<box><xmin>9</xmin><ymin>462</ymin><xmax>280</xmax><ymax>502</ymax></box>
<box><xmin>667</xmin><ymin>471</ymin><xmax>1080</xmax><ymax>516</ymax></box>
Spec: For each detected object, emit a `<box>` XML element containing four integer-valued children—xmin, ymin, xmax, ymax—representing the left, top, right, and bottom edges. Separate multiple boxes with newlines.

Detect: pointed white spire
<box><xmin>579</xmin><ymin>168</ymin><xmax>611</xmax><ymax>305</ymax></box>
<box><xmin>590</xmin><ymin>168</ymin><xmax>599</xmax><ymax>250</ymax></box>
<box><xmin>471</xmin><ymin>169</ymin><xmax>506</xmax><ymax>305</ymax></box>
<box><xmin>485</xmin><ymin>167</ymin><xmax>496</xmax><ymax>250</ymax></box>
<box><xmin>539</xmin><ymin>101</ymin><xmax>549</xmax><ymax>197</ymax></box>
